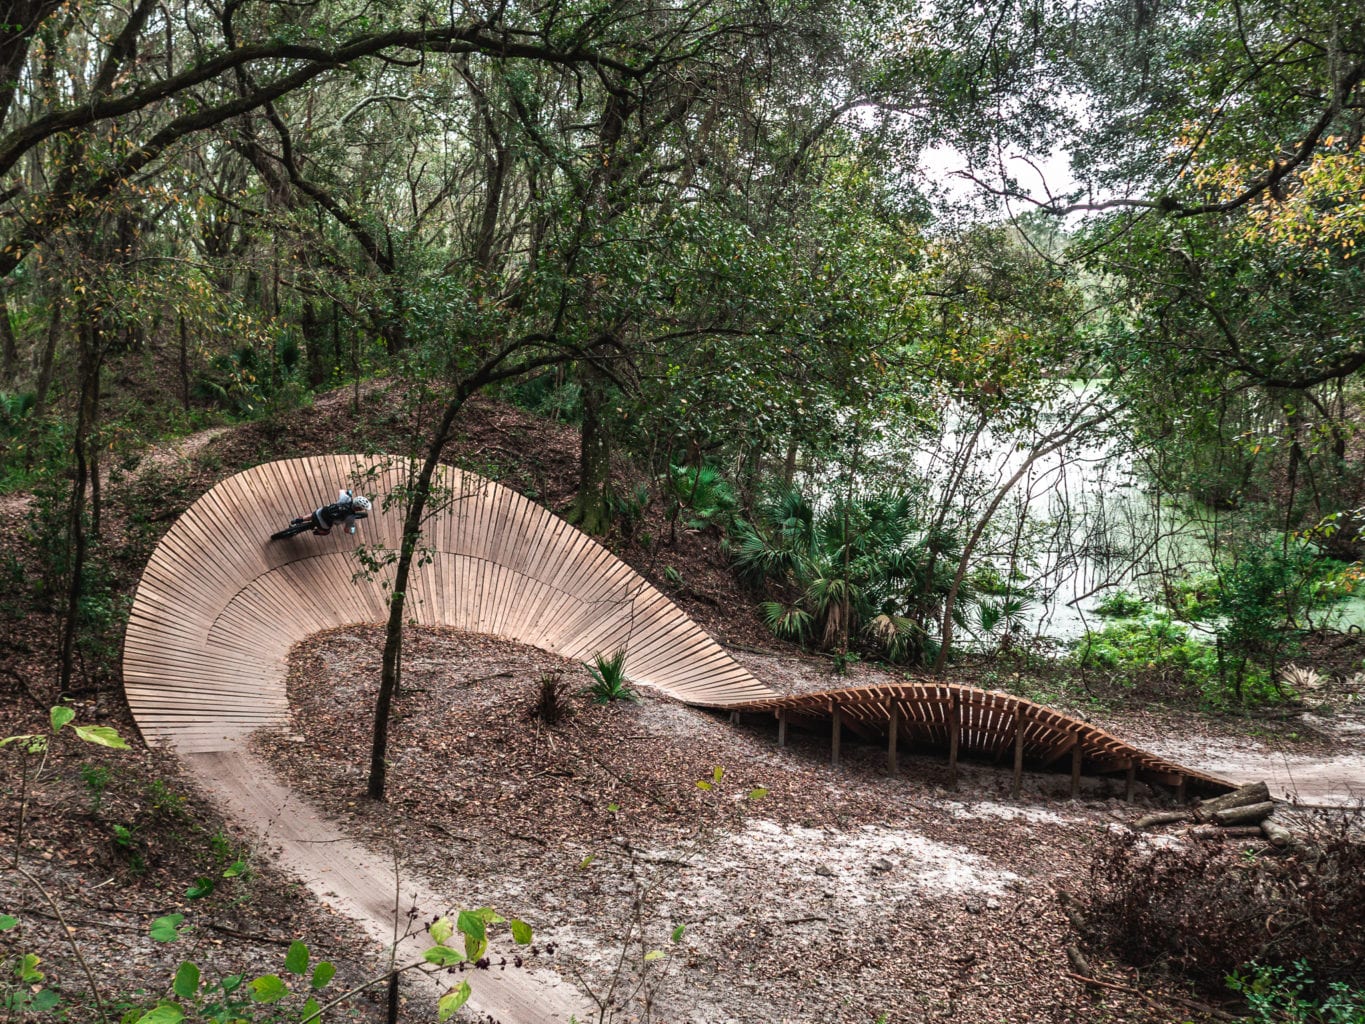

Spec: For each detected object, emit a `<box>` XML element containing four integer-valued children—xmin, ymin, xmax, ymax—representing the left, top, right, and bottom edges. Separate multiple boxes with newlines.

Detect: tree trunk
<box><xmin>566</xmin><ymin>361</ymin><xmax>613</xmax><ymax>536</ymax></box>
<box><xmin>0</xmin><ymin>292</ymin><xmax>17</xmax><ymax>382</ymax></box>
<box><xmin>59</xmin><ymin>321</ymin><xmax>101</xmax><ymax>693</ymax></box>
<box><xmin>1211</xmin><ymin>801</ymin><xmax>1275</xmax><ymax>827</ymax></box>
<box><xmin>31</xmin><ymin>303</ymin><xmax>61</xmax><ymax>420</ymax></box>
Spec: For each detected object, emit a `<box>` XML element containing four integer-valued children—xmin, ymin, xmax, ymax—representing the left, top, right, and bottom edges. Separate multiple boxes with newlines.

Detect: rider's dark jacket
<box><xmin>311</xmin><ymin>490</ymin><xmax>369</xmax><ymax>534</ymax></box>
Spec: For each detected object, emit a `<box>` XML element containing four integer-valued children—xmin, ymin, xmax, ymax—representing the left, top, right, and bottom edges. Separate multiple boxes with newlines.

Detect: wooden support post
<box><xmin>777</xmin><ymin>709</ymin><xmax>787</xmax><ymax>748</ymax></box>
<box><xmin>1011</xmin><ymin>713</ymin><xmax>1025</xmax><ymax>799</ymax></box>
<box><xmin>948</xmin><ymin>692</ymin><xmax>960</xmax><ymax>789</ymax></box>
<box><xmin>831</xmin><ymin>704</ymin><xmax>842</xmax><ymax>768</ymax></box>
<box><xmin>1175</xmin><ymin>776</ymin><xmax>1187</xmax><ymax>805</ymax></box>
<box><xmin>730</xmin><ymin>711</ymin><xmax>740</xmax><ymax>725</ymax></box>
<box><xmin>887</xmin><ymin>702</ymin><xmax>899</xmax><ymax>777</ymax></box>
<box><xmin>1070</xmin><ymin>740</ymin><xmax>1082</xmax><ymax>799</ymax></box>
<box><xmin>1125</xmin><ymin>762</ymin><xmax>1136</xmax><ymax>803</ymax></box>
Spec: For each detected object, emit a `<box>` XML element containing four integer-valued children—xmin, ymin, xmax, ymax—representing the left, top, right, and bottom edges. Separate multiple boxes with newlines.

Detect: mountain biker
<box><xmin>290</xmin><ymin>489</ymin><xmax>373</xmax><ymax>536</ymax></box>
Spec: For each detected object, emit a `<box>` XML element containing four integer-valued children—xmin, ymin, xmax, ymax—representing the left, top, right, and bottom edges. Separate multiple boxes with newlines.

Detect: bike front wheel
<box><xmin>270</xmin><ymin>520</ymin><xmax>312</xmax><ymax>541</ymax></box>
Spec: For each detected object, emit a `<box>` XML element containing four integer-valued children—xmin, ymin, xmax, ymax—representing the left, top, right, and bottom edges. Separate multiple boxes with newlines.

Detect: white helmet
<box><xmin>353</xmin><ymin>495</ymin><xmax>372</xmax><ymax>512</ymax></box>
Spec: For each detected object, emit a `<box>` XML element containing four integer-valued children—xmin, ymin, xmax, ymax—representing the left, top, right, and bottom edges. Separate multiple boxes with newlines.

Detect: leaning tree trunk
<box><xmin>59</xmin><ymin>320</ymin><xmax>102</xmax><ymax>693</ymax></box>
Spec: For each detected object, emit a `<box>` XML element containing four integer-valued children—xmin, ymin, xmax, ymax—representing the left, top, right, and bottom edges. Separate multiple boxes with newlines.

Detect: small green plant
<box><xmin>1094</xmin><ymin>590</ymin><xmax>1148</xmax><ymax>618</ymax></box>
<box><xmin>1227</xmin><ymin>961</ymin><xmax>1365</xmax><ymax>1024</ymax></box>
<box><xmin>79</xmin><ymin>764</ymin><xmax>111</xmax><ymax>813</ymax></box>
<box><xmin>534</xmin><ymin>669</ymin><xmax>573</xmax><ymax>724</ymax></box>
<box><xmin>831</xmin><ymin>649</ymin><xmax>860</xmax><ymax>676</ymax></box>
<box><xmin>583</xmin><ymin>649</ymin><xmax>637</xmax><ymax>704</ymax></box>
<box><xmin>663</xmin><ymin>565</ymin><xmax>683</xmax><ymax>589</ymax></box>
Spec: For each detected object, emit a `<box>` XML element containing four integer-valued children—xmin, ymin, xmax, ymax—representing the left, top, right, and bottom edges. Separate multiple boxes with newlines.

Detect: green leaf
<box><xmin>423</xmin><ymin>945</ymin><xmax>465</xmax><ymax>967</ymax></box>
<box><xmin>19</xmin><ymin>953</ymin><xmax>43</xmax><ymax>983</ymax></box>
<box><xmin>71</xmin><ymin>725</ymin><xmax>129</xmax><ymax>749</ymax></box>
<box><xmin>284</xmin><ymin>940</ymin><xmax>309</xmax><ymax>976</ymax></box>
<box><xmin>172</xmin><ymin>962</ymin><xmax>200</xmax><ymax>999</ymax></box>
<box><xmin>310</xmin><ymin>961</ymin><xmax>336</xmax><ymax>991</ymax></box>
<box><xmin>50</xmin><ymin>706</ymin><xmax>75</xmax><ymax>732</ymax></box>
<box><xmin>472</xmin><ymin>907</ymin><xmax>503</xmax><ymax>924</ymax></box>
<box><xmin>250</xmin><ymin>974</ymin><xmax>287</xmax><ymax>1003</ymax></box>
<box><xmin>578</xmin><ymin>855</ymin><xmax>596</xmax><ymax>869</ymax></box>
<box><xmin>510</xmin><ymin>919</ymin><xmax>533</xmax><ymax>945</ymax></box>
<box><xmin>694</xmin><ymin>780</ymin><xmax>712</xmax><ymax>791</ymax></box>
<box><xmin>30</xmin><ymin>989</ymin><xmax>59</xmax><ymax>1012</ymax></box>
<box><xmin>222</xmin><ymin>860</ymin><xmax>248</xmax><ymax>879</ymax></box>
<box><xmin>0</xmin><ymin>914</ymin><xmax>18</xmax><ymax>931</ymax></box>
<box><xmin>135</xmin><ymin>1004</ymin><xmax>184</xmax><ymax>1024</ymax></box>
<box><xmin>457</xmin><ymin>911</ymin><xmax>487</xmax><ymax>945</ymax></box>
<box><xmin>670</xmin><ymin>924</ymin><xmax>686</xmax><ymax>942</ymax></box>
<box><xmin>300</xmin><ymin>996</ymin><xmax>322</xmax><ymax>1024</ymax></box>
<box><xmin>644</xmin><ymin>950</ymin><xmax>665</xmax><ymax>962</ymax></box>
<box><xmin>606</xmin><ymin>802</ymin><xmax>620</xmax><ymax>813</ymax></box>
<box><xmin>437</xmin><ymin>982</ymin><xmax>472</xmax><ymax>1021</ymax></box>
<box><xmin>747</xmin><ymin>787</ymin><xmax>770</xmax><ymax>801</ymax></box>
<box><xmin>185</xmin><ymin>877</ymin><xmax>215</xmax><ymax>899</ymax></box>
<box><xmin>149</xmin><ymin>914</ymin><xmax>185</xmax><ymax>942</ymax></box>
<box><xmin>429</xmin><ymin>916</ymin><xmax>454</xmax><ymax>945</ymax></box>
<box><xmin>712</xmin><ymin>766</ymin><xmax>724</xmax><ymax>783</ymax></box>
<box><xmin>0</xmin><ymin>733</ymin><xmax>39</xmax><ymax>748</ymax></box>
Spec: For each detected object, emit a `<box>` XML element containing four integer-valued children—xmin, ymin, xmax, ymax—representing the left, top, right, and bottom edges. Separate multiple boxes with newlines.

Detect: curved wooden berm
<box><xmin>122</xmin><ymin>454</ymin><xmax>1229</xmax><ymax>794</ymax></box>
<box><xmin>123</xmin><ymin>454</ymin><xmax>776</xmax><ymax>752</ymax></box>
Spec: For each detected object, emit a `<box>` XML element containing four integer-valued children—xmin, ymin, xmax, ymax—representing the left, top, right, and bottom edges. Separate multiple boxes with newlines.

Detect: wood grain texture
<box><xmin>121</xmin><ymin>455</ymin><xmax>1231</xmax><ymax>793</ymax></box>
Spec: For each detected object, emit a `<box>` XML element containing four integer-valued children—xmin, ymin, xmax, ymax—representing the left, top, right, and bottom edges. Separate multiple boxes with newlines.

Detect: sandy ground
<box><xmin>236</xmin><ymin>625</ymin><xmax>1365</xmax><ymax>1024</ymax></box>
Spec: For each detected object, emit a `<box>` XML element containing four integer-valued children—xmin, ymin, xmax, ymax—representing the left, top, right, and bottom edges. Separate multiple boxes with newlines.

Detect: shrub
<box><xmin>1081</xmin><ymin>823</ymin><xmax>1365</xmax><ymax>995</ymax></box>
<box><xmin>583</xmin><ymin>649</ymin><xmax>637</xmax><ymax>704</ymax></box>
<box><xmin>1094</xmin><ymin>590</ymin><xmax>1148</xmax><ymax>618</ymax></box>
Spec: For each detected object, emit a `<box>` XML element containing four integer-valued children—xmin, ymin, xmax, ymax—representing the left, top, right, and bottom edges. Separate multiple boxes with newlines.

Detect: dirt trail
<box><xmin>181</xmin><ymin>749</ymin><xmax>591</xmax><ymax>1022</ymax></box>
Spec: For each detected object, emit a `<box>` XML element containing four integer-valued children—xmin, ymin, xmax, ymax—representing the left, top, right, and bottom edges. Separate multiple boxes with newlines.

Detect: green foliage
<box><xmin>1228</xmin><ymin>962</ymin><xmax>1365</xmax><ymax>1024</ymax></box>
<box><xmin>79</xmin><ymin>764</ymin><xmax>112</xmax><ymax>813</ymax></box>
<box><xmin>666</xmin><ymin>463</ymin><xmax>737</xmax><ymax>534</ymax></box>
<box><xmin>1094</xmin><ymin>590</ymin><xmax>1148</xmax><ymax>618</ymax></box>
<box><xmin>583</xmin><ymin>649</ymin><xmax>637</xmax><ymax>704</ymax></box>
<box><xmin>731</xmin><ymin>485</ymin><xmax>972</xmax><ymax>664</ymax></box>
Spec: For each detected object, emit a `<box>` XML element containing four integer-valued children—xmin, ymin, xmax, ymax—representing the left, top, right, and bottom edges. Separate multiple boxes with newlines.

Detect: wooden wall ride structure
<box><xmin>122</xmin><ymin>455</ymin><xmax>1230</xmax><ymax>795</ymax></box>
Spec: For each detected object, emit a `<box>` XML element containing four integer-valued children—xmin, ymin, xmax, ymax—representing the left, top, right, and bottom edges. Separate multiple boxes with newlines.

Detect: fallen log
<box><xmin>1135</xmin><ymin>809</ymin><xmax>1192</xmax><ymax>828</ymax></box>
<box><xmin>1194</xmin><ymin>781</ymin><xmax>1269</xmax><ymax>821</ymax></box>
<box><xmin>1212</xmin><ymin>800</ymin><xmax>1276</xmax><ymax>827</ymax></box>
<box><xmin>1188</xmin><ymin>825</ymin><xmax>1266</xmax><ymax>840</ymax></box>
<box><xmin>1260</xmin><ymin>817</ymin><xmax>1296</xmax><ymax>849</ymax></box>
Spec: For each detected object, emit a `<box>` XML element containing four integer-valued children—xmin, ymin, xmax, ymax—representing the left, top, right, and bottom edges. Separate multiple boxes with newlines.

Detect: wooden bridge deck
<box><xmin>122</xmin><ymin>455</ymin><xmax>1230</xmax><ymax>794</ymax></box>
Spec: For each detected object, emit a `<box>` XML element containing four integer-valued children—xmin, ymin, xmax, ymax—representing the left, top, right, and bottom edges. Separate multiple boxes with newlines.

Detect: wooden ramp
<box><xmin>121</xmin><ymin>455</ymin><xmax>1229</xmax><ymax>794</ymax></box>
<box><xmin>731</xmin><ymin>684</ymin><xmax>1232</xmax><ymax>796</ymax></box>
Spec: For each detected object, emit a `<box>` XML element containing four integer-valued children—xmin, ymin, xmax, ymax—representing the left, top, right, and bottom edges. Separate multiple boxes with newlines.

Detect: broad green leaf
<box><xmin>437</xmin><ymin>982</ymin><xmax>472</xmax><ymax>1021</ymax></box>
<box><xmin>30</xmin><ymin>989</ymin><xmax>59</xmax><ymax>1011</ymax></box>
<box><xmin>185</xmin><ymin>877</ymin><xmax>214</xmax><ymax>899</ymax></box>
<box><xmin>50</xmin><ymin>707</ymin><xmax>75</xmax><ymax>732</ymax></box>
<box><xmin>671</xmin><ymin>924</ymin><xmax>686</xmax><ymax>942</ymax></box>
<box><xmin>510</xmin><ymin>919</ymin><xmax>533</xmax><ymax>945</ymax></box>
<box><xmin>457</xmin><ymin>911</ymin><xmax>487</xmax><ymax>944</ymax></box>
<box><xmin>71</xmin><ymin>725</ymin><xmax>129</xmax><ymax>750</ymax></box>
<box><xmin>221</xmin><ymin>974</ymin><xmax>243</xmax><ymax>993</ymax></box>
<box><xmin>694</xmin><ymin>780</ymin><xmax>712</xmax><ymax>791</ymax></box>
<box><xmin>172</xmin><ymin>962</ymin><xmax>200</xmax><ymax>999</ymax></box>
<box><xmin>0</xmin><ymin>914</ymin><xmax>17</xmax><ymax>931</ymax></box>
<box><xmin>0</xmin><ymin>734</ymin><xmax>38</xmax><ymax>748</ymax></box>
<box><xmin>578</xmin><ymin>855</ymin><xmax>596</xmax><ymax>869</ymax></box>
<box><xmin>644</xmin><ymin>950</ymin><xmax>665</xmax><ymax>962</ymax></box>
<box><xmin>300</xmin><ymin>995</ymin><xmax>322</xmax><ymax>1024</ymax></box>
<box><xmin>250</xmin><ymin>974</ymin><xmax>287</xmax><ymax>1003</ymax></box>
<box><xmin>149</xmin><ymin>915</ymin><xmax>184</xmax><ymax>942</ymax></box>
<box><xmin>222</xmin><ymin>860</ymin><xmax>248</xmax><ymax>878</ymax></box>
<box><xmin>284</xmin><ymin>940</ymin><xmax>309</xmax><ymax>975</ymax></box>
<box><xmin>19</xmin><ymin>953</ymin><xmax>43</xmax><ymax>983</ymax></box>
<box><xmin>712</xmin><ymin>766</ymin><xmax>724</xmax><ymax>783</ymax></box>
<box><xmin>747</xmin><ymin>787</ymin><xmax>770</xmax><ymax>801</ymax></box>
<box><xmin>472</xmin><ymin>907</ymin><xmax>503</xmax><ymax>924</ymax></box>
<box><xmin>429</xmin><ymin>916</ymin><xmax>454</xmax><ymax>945</ymax></box>
<box><xmin>423</xmin><ymin>945</ymin><xmax>465</xmax><ymax>967</ymax></box>
<box><xmin>310</xmin><ymin>961</ymin><xmax>336</xmax><ymax>990</ymax></box>
<box><xmin>135</xmin><ymin>1004</ymin><xmax>184</xmax><ymax>1024</ymax></box>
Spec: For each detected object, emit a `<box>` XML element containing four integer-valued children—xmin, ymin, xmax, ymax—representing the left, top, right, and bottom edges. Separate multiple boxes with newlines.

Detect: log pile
<box><xmin>1133</xmin><ymin>781</ymin><xmax>1300</xmax><ymax>849</ymax></box>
